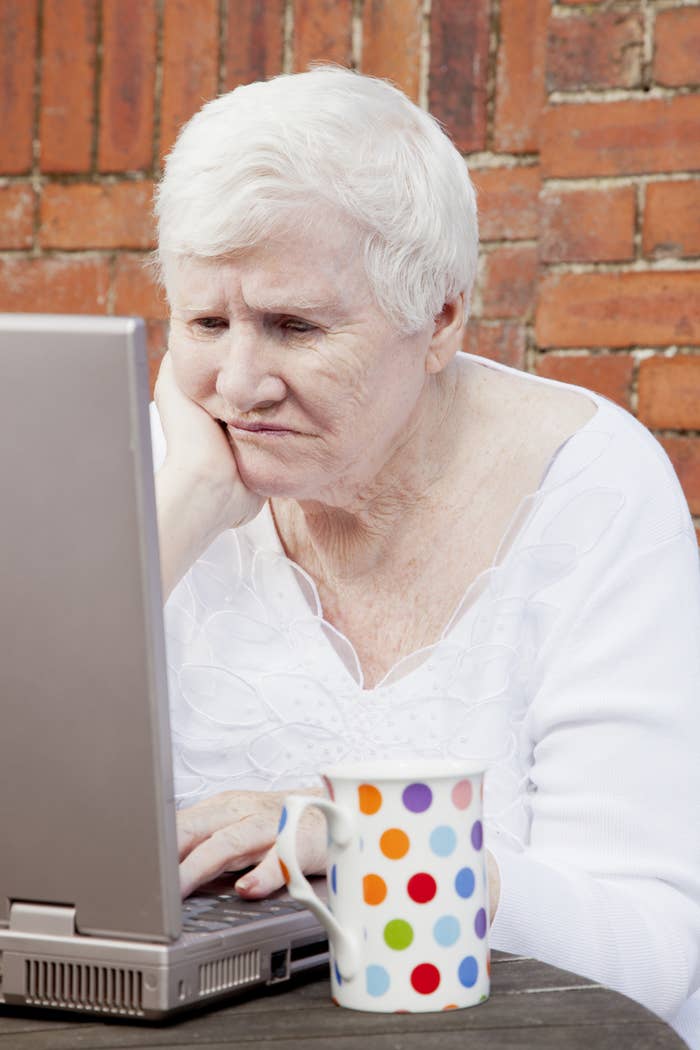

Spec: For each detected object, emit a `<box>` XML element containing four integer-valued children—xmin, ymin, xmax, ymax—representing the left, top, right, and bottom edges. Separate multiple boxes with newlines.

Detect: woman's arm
<box><xmin>490</xmin><ymin>528</ymin><xmax>700</xmax><ymax>1027</ymax></box>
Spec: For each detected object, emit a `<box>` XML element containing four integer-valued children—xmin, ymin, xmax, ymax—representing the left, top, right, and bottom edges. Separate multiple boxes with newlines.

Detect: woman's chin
<box><xmin>236</xmin><ymin>462</ymin><xmax>316</xmax><ymax>502</ymax></box>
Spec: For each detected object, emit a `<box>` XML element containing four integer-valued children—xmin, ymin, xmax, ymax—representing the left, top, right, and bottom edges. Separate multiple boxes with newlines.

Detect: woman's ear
<box><xmin>425</xmin><ymin>293</ymin><xmax>466</xmax><ymax>374</ymax></box>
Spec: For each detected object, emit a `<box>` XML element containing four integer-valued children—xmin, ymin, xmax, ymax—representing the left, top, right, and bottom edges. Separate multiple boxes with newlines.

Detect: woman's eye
<box><xmin>194</xmin><ymin>317</ymin><xmax>228</xmax><ymax>331</ymax></box>
<box><xmin>280</xmin><ymin>317</ymin><xmax>315</xmax><ymax>334</ymax></box>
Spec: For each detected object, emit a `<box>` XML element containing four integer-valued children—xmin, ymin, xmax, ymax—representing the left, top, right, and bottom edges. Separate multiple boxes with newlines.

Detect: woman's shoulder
<box><xmin>460</xmin><ymin>353</ymin><xmax>693</xmax><ymax>553</ymax></box>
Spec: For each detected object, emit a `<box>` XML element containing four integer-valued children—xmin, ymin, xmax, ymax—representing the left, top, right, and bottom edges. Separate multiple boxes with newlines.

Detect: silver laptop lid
<box><xmin>0</xmin><ymin>314</ymin><xmax>181</xmax><ymax>943</ymax></box>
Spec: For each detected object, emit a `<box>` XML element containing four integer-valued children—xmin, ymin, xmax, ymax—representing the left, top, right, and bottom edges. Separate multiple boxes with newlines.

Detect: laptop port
<box><xmin>269</xmin><ymin>949</ymin><xmax>289</xmax><ymax>982</ymax></box>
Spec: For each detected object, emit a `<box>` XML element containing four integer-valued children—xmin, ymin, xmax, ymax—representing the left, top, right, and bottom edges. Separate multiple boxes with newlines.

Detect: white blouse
<box><xmin>153</xmin><ymin>355</ymin><xmax>700</xmax><ymax>1046</ymax></box>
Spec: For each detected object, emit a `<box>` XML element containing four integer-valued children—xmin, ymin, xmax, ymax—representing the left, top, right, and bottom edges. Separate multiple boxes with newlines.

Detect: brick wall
<box><xmin>1</xmin><ymin>0</ymin><xmax>699</xmax><ymax>532</ymax></box>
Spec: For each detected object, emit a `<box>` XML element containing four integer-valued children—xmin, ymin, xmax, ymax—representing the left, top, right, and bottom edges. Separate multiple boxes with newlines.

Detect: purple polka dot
<box><xmin>474</xmin><ymin>907</ymin><xmax>487</xmax><ymax>939</ymax></box>
<box><xmin>471</xmin><ymin>819</ymin><xmax>483</xmax><ymax>851</ymax></box>
<box><xmin>402</xmin><ymin>782</ymin><xmax>433</xmax><ymax>813</ymax></box>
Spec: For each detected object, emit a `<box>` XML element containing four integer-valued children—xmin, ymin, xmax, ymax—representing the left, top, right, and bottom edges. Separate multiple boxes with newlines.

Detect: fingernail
<box><xmin>235</xmin><ymin>874</ymin><xmax>257</xmax><ymax>893</ymax></box>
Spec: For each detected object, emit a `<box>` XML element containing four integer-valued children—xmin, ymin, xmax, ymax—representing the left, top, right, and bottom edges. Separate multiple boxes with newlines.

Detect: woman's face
<box><xmin>166</xmin><ymin>214</ymin><xmax>436</xmax><ymax>504</ymax></box>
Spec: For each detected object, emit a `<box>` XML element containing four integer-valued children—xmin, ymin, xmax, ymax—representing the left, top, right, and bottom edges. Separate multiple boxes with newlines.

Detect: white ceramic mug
<box><xmin>276</xmin><ymin>760</ymin><xmax>490</xmax><ymax>1012</ymax></box>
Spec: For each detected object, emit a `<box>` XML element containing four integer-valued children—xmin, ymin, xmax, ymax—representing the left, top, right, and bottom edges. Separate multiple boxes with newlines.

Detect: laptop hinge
<box><xmin>9</xmin><ymin>903</ymin><xmax>76</xmax><ymax>937</ymax></box>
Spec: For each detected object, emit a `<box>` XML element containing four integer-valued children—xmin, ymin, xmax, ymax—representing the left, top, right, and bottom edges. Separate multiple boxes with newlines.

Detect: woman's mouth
<box><xmin>227</xmin><ymin>421</ymin><xmax>296</xmax><ymax>436</ymax></box>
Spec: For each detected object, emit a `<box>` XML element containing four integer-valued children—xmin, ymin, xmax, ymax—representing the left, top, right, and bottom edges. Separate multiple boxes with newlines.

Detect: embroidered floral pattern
<box><xmin>165</xmin><ymin>411</ymin><xmax>623</xmax><ymax>852</ymax></box>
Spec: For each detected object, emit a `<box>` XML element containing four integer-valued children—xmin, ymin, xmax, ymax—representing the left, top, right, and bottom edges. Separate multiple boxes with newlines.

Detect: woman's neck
<box><xmin>270</xmin><ymin>360</ymin><xmax>475</xmax><ymax>585</ymax></box>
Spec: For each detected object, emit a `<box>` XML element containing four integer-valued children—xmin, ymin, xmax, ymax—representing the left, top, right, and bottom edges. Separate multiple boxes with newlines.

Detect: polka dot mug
<box><xmin>276</xmin><ymin>760</ymin><xmax>490</xmax><ymax>1013</ymax></box>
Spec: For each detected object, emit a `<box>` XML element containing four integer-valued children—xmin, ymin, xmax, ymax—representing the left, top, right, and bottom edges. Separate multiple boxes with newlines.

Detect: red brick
<box><xmin>480</xmin><ymin>244</ymin><xmax>538</xmax><ymax>320</ymax></box>
<box><xmin>0</xmin><ymin>2</ymin><xmax>38</xmax><ymax>173</ymax></box>
<box><xmin>160</xmin><ymin>0</ymin><xmax>219</xmax><ymax>162</ymax></box>
<box><xmin>224</xmin><ymin>0</ymin><xmax>285</xmax><ymax>88</ymax></box>
<box><xmin>541</xmin><ymin>96</ymin><xmax>700</xmax><ymax>178</ymax></box>
<box><xmin>98</xmin><ymin>0</ymin><xmax>158</xmax><ymax>172</ymax></box>
<box><xmin>535</xmin><ymin>353</ymin><xmax>634</xmax><ymax>409</ymax></box>
<box><xmin>293</xmin><ymin>0</ymin><xmax>352</xmax><ymax>71</ymax></box>
<box><xmin>39</xmin><ymin>182</ymin><xmax>155</xmax><ymax>250</ymax></box>
<box><xmin>558</xmin><ymin>0</ymin><xmax>603</xmax><ymax>4</ymax></box>
<box><xmin>546</xmin><ymin>11</ymin><xmax>643</xmax><ymax>92</ymax></box>
<box><xmin>659</xmin><ymin>437</ymin><xmax>700</xmax><ymax>516</ymax></box>
<box><xmin>113</xmin><ymin>254</ymin><xmax>169</xmax><ymax>320</ymax></box>
<box><xmin>493</xmin><ymin>0</ymin><xmax>550</xmax><ymax>154</ymax></box>
<box><xmin>0</xmin><ymin>184</ymin><xmax>35</xmax><ymax>249</ymax></box>
<box><xmin>39</xmin><ymin>0</ymin><xmax>98</xmax><ymax>173</ymax></box>
<box><xmin>638</xmin><ymin>356</ymin><xmax>700</xmax><ymax>430</ymax></box>
<box><xmin>472</xmin><ymin>166</ymin><xmax>540</xmax><ymax>241</ymax></box>
<box><xmin>0</xmin><ymin>256</ymin><xmax>108</xmax><ymax>313</ymax></box>
<box><xmin>654</xmin><ymin>8</ymin><xmax>700</xmax><ymax>88</ymax></box>
<box><xmin>463</xmin><ymin>321</ymin><xmax>526</xmax><ymax>370</ymax></box>
<box><xmin>536</xmin><ymin>271</ymin><xmax>700</xmax><ymax>349</ymax></box>
<box><xmin>643</xmin><ymin>180</ymin><xmax>700</xmax><ymax>259</ymax></box>
<box><xmin>539</xmin><ymin>185</ymin><xmax>636</xmax><ymax>263</ymax></box>
<box><xmin>429</xmin><ymin>0</ymin><xmax>490</xmax><ymax>152</ymax></box>
<box><xmin>363</xmin><ymin>0</ymin><xmax>422</xmax><ymax>103</ymax></box>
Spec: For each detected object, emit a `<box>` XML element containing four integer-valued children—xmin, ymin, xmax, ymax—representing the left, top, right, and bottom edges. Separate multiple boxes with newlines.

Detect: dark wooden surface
<box><xmin>0</xmin><ymin>952</ymin><xmax>685</xmax><ymax>1049</ymax></box>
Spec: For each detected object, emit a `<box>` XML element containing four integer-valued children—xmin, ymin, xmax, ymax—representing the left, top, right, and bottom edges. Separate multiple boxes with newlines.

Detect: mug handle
<box><xmin>276</xmin><ymin>794</ymin><xmax>361</xmax><ymax>980</ymax></box>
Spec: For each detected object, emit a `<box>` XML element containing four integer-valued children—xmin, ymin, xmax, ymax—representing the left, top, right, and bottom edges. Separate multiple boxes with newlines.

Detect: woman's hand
<box><xmin>154</xmin><ymin>353</ymin><xmax>264</xmax><ymax>599</ymax></box>
<box><xmin>176</xmin><ymin>788</ymin><xmax>327</xmax><ymax>899</ymax></box>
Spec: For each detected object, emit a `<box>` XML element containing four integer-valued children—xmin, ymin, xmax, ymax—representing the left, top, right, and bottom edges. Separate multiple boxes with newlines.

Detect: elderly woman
<box><xmin>151</xmin><ymin>67</ymin><xmax>700</xmax><ymax>1045</ymax></box>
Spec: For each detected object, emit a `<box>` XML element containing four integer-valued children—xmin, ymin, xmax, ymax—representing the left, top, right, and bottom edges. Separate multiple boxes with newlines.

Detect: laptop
<box><xmin>0</xmin><ymin>313</ymin><xmax>328</xmax><ymax>1019</ymax></box>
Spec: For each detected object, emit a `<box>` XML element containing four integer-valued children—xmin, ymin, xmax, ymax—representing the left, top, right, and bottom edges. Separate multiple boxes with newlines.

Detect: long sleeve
<box><xmin>489</xmin><ymin>526</ymin><xmax>700</xmax><ymax>1042</ymax></box>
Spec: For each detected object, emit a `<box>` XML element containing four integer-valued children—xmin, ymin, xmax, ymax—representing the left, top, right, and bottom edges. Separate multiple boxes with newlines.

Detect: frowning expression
<box><xmin>165</xmin><ymin>215</ymin><xmax>434</xmax><ymax>504</ymax></box>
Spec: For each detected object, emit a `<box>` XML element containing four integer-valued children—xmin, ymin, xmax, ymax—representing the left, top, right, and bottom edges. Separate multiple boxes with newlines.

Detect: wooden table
<box><xmin>0</xmin><ymin>951</ymin><xmax>685</xmax><ymax>1049</ymax></box>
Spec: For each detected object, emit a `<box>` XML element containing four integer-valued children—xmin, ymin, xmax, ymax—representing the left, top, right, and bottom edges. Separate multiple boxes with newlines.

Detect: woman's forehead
<box><xmin>168</xmin><ymin>223</ymin><xmax>371</xmax><ymax>316</ymax></box>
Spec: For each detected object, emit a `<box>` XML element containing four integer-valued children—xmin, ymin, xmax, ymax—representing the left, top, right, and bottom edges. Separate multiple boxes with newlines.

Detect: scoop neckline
<box><xmin>253</xmin><ymin>355</ymin><xmax>610</xmax><ymax>693</ymax></box>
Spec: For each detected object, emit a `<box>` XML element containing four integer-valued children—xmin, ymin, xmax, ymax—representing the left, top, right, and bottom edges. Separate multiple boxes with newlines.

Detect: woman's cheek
<box><xmin>170</xmin><ymin>343</ymin><xmax>216</xmax><ymax>403</ymax></box>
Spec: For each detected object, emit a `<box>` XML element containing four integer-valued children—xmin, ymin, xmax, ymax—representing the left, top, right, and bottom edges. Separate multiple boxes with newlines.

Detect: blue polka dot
<box><xmin>433</xmin><ymin>915</ymin><xmax>460</xmax><ymax>947</ymax></box>
<box><xmin>366</xmin><ymin>964</ymin><xmax>390</xmax><ymax>997</ymax></box>
<box><xmin>331</xmin><ymin>863</ymin><xmax>338</xmax><ymax>895</ymax></box>
<box><xmin>430</xmin><ymin>825</ymin><xmax>457</xmax><ymax>857</ymax></box>
<box><xmin>474</xmin><ymin>907</ymin><xmax>487</xmax><ymax>939</ymax></box>
<box><xmin>458</xmin><ymin>955</ymin><xmax>479</xmax><ymax>988</ymax></box>
<box><xmin>471</xmin><ymin>819</ymin><xmax>483</xmax><ymax>851</ymax></box>
<box><xmin>455</xmin><ymin>866</ymin><xmax>475</xmax><ymax>898</ymax></box>
<box><xmin>334</xmin><ymin>960</ymin><xmax>343</xmax><ymax>986</ymax></box>
<box><xmin>278</xmin><ymin>806</ymin><xmax>287</xmax><ymax>833</ymax></box>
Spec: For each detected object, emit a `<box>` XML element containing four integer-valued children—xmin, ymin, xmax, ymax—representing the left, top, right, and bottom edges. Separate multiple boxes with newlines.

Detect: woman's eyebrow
<box><xmin>247</xmin><ymin>295</ymin><xmax>338</xmax><ymax>314</ymax></box>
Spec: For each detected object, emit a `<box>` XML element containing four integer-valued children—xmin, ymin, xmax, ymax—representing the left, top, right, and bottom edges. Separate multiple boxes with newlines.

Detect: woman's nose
<box><xmin>215</xmin><ymin>328</ymin><xmax>286</xmax><ymax>414</ymax></box>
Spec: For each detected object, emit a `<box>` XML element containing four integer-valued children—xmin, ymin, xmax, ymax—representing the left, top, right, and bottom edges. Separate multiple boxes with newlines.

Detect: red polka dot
<box><xmin>411</xmin><ymin>963</ymin><xmax>441</xmax><ymax>995</ymax></box>
<box><xmin>407</xmin><ymin>872</ymin><xmax>437</xmax><ymax>903</ymax></box>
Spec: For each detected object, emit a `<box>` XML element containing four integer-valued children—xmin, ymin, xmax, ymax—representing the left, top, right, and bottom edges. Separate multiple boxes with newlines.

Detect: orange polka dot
<box><xmin>380</xmin><ymin>827</ymin><xmax>410</xmax><ymax>859</ymax></box>
<box><xmin>363</xmin><ymin>873</ymin><xmax>387</xmax><ymax>905</ymax></box>
<box><xmin>358</xmin><ymin>783</ymin><xmax>383</xmax><ymax>814</ymax></box>
<box><xmin>443</xmin><ymin>1004</ymin><xmax>458</xmax><ymax>1011</ymax></box>
<box><xmin>278</xmin><ymin>858</ymin><xmax>290</xmax><ymax>884</ymax></box>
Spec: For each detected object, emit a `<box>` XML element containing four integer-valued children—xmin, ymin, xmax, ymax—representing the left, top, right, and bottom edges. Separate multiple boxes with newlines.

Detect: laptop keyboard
<box><xmin>182</xmin><ymin>891</ymin><xmax>309</xmax><ymax>933</ymax></box>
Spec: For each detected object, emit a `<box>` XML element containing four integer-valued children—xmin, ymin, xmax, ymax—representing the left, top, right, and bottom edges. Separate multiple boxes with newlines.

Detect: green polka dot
<box><xmin>383</xmin><ymin>918</ymin><xmax>414</xmax><ymax>951</ymax></box>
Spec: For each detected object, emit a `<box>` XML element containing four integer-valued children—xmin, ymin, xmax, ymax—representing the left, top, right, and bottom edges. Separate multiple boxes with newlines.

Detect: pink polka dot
<box><xmin>451</xmin><ymin>779</ymin><xmax>473</xmax><ymax>810</ymax></box>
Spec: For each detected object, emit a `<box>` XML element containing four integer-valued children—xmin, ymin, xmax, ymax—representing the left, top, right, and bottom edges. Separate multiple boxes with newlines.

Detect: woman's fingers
<box><xmin>176</xmin><ymin>789</ymin><xmax>329</xmax><ymax>899</ymax></box>
<box><xmin>178</xmin><ymin>818</ymin><xmax>271</xmax><ymax>898</ymax></box>
<box><xmin>235</xmin><ymin>846</ymin><xmax>287</xmax><ymax>898</ymax></box>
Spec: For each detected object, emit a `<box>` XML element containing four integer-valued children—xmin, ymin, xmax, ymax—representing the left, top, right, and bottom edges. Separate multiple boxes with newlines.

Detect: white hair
<box><xmin>155</xmin><ymin>66</ymin><xmax>478</xmax><ymax>334</ymax></box>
